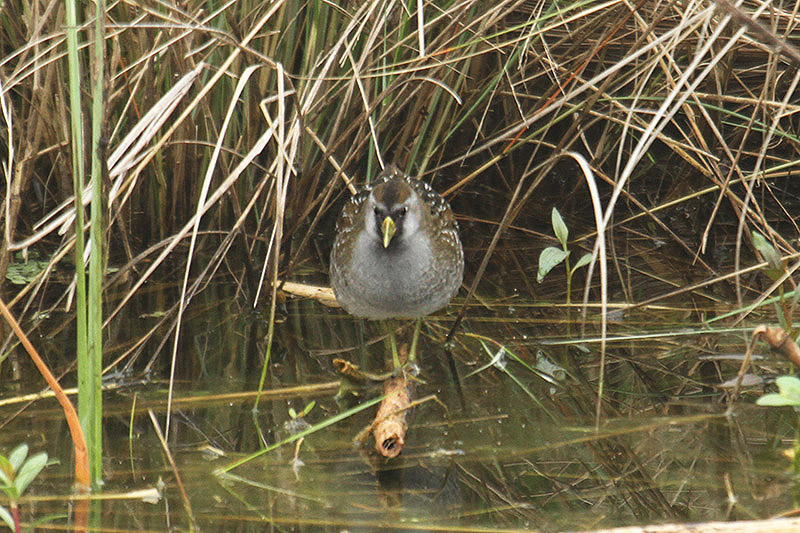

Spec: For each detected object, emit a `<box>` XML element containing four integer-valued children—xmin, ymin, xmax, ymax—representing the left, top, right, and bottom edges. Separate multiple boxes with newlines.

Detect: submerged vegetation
<box><xmin>1</xmin><ymin>0</ymin><xmax>800</xmax><ymax>529</ymax></box>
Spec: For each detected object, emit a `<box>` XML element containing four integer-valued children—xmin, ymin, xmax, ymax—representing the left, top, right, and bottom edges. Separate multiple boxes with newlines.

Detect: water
<box><xmin>2</xmin><ymin>283</ymin><xmax>797</xmax><ymax>531</ymax></box>
<box><xmin>3</xmin><ymin>172</ymin><xmax>800</xmax><ymax>530</ymax></box>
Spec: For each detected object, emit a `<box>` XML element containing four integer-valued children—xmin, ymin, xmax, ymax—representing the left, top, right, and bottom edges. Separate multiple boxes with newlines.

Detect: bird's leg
<box><xmin>385</xmin><ymin>320</ymin><xmax>401</xmax><ymax>370</ymax></box>
<box><xmin>357</xmin><ymin>319</ymin><xmax>368</xmax><ymax>367</ymax></box>
<box><xmin>409</xmin><ymin>318</ymin><xmax>422</xmax><ymax>363</ymax></box>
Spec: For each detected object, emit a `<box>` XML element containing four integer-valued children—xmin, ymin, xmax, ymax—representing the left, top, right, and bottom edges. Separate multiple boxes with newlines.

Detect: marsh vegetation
<box><xmin>2</xmin><ymin>0</ymin><xmax>800</xmax><ymax>530</ymax></box>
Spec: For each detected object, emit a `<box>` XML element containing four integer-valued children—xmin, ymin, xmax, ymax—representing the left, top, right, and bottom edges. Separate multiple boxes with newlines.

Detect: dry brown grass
<box><xmin>0</xmin><ymin>0</ymin><xmax>799</xmax><ymax>428</ymax></box>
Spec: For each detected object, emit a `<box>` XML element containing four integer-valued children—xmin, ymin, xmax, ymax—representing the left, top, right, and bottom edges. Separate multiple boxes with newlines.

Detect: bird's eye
<box><xmin>399</xmin><ymin>207</ymin><xmax>407</xmax><ymax>216</ymax></box>
<box><xmin>373</xmin><ymin>207</ymin><xmax>381</xmax><ymax>216</ymax></box>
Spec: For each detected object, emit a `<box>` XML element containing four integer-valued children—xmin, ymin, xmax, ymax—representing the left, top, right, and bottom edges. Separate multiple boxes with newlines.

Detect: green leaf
<box><xmin>0</xmin><ymin>457</ymin><xmax>13</xmax><ymax>487</ymax></box>
<box><xmin>288</xmin><ymin>408</ymin><xmax>297</xmax><ymax>419</ymax></box>
<box><xmin>0</xmin><ymin>485</ymin><xmax>17</xmax><ymax>502</ymax></box>
<box><xmin>571</xmin><ymin>253</ymin><xmax>593</xmax><ymax>273</ymax></box>
<box><xmin>0</xmin><ymin>504</ymin><xmax>14</xmax><ymax>530</ymax></box>
<box><xmin>7</xmin><ymin>445</ymin><xmax>27</xmax><ymax>473</ymax></box>
<box><xmin>551</xmin><ymin>208</ymin><xmax>568</xmax><ymax>248</ymax></box>
<box><xmin>775</xmin><ymin>301</ymin><xmax>788</xmax><ymax>331</ymax></box>
<box><xmin>5</xmin><ymin>259</ymin><xmax>49</xmax><ymax>285</ymax></box>
<box><xmin>29</xmin><ymin>512</ymin><xmax>70</xmax><ymax>530</ymax></box>
<box><xmin>756</xmin><ymin>393</ymin><xmax>800</xmax><ymax>407</ymax></box>
<box><xmin>534</xmin><ymin>351</ymin><xmax>566</xmax><ymax>382</ymax></box>
<box><xmin>14</xmin><ymin>452</ymin><xmax>47</xmax><ymax>496</ymax></box>
<box><xmin>538</xmin><ymin>247</ymin><xmax>569</xmax><ymax>283</ymax></box>
<box><xmin>752</xmin><ymin>231</ymin><xmax>782</xmax><ymax>271</ymax></box>
<box><xmin>757</xmin><ymin>376</ymin><xmax>800</xmax><ymax>407</ymax></box>
<box><xmin>776</xmin><ymin>376</ymin><xmax>800</xmax><ymax>404</ymax></box>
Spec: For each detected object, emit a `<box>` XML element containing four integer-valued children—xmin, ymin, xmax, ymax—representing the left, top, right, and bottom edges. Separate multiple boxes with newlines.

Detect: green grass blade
<box><xmin>87</xmin><ymin>0</ymin><xmax>107</xmax><ymax>487</ymax></box>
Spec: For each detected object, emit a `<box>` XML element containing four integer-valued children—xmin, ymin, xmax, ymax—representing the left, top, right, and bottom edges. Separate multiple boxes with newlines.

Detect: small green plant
<box><xmin>288</xmin><ymin>400</ymin><xmax>316</xmax><ymax>421</ymax></box>
<box><xmin>757</xmin><ymin>376</ymin><xmax>800</xmax><ymax>407</ymax></box>
<box><xmin>0</xmin><ymin>444</ymin><xmax>50</xmax><ymax>532</ymax></box>
<box><xmin>5</xmin><ymin>252</ymin><xmax>49</xmax><ymax>286</ymax></box>
<box><xmin>537</xmin><ymin>207</ymin><xmax>592</xmax><ymax>304</ymax></box>
<box><xmin>284</xmin><ymin>401</ymin><xmax>316</xmax><ymax>435</ymax></box>
<box><xmin>752</xmin><ymin>231</ymin><xmax>800</xmax><ymax>335</ymax></box>
<box><xmin>757</xmin><ymin>376</ymin><xmax>800</xmax><ymax>485</ymax></box>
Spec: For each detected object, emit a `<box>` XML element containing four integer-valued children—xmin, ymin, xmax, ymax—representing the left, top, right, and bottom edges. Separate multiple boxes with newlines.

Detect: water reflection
<box><xmin>3</xmin><ymin>274</ymin><xmax>798</xmax><ymax>530</ymax></box>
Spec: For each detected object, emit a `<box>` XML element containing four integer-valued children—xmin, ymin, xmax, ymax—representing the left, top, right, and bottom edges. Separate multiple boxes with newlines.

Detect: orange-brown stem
<box><xmin>0</xmin><ymin>296</ymin><xmax>90</xmax><ymax>491</ymax></box>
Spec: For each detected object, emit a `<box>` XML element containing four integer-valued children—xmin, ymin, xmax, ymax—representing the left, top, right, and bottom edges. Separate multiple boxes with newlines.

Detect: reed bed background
<box><xmin>1</xmin><ymin>0</ymin><xmax>797</xmax><ymax>356</ymax></box>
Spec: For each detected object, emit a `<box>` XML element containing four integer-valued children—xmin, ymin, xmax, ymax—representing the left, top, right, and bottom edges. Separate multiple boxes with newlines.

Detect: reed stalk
<box><xmin>87</xmin><ymin>0</ymin><xmax>106</xmax><ymax>487</ymax></box>
<box><xmin>65</xmin><ymin>0</ymin><xmax>104</xmax><ymax>489</ymax></box>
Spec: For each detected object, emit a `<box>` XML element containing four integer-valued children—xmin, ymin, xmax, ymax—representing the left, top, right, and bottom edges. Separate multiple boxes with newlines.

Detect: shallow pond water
<box><xmin>2</xmin><ymin>282</ymin><xmax>798</xmax><ymax>531</ymax></box>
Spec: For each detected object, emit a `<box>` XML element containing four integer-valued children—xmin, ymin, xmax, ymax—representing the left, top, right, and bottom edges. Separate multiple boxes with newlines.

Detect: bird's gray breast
<box><xmin>340</xmin><ymin>230</ymin><xmax>438</xmax><ymax>318</ymax></box>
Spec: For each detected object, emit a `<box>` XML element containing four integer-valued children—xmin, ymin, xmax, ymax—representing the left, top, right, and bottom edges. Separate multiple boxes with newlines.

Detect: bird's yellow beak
<box><xmin>381</xmin><ymin>216</ymin><xmax>397</xmax><ymax>248</ymax></box>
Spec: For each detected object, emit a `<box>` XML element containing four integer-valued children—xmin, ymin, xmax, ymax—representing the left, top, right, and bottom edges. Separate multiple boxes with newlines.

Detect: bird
<box><xmin>330</xmin><ymin>164</ymin><xmax>464</xmax><ymax>366</ymax></box>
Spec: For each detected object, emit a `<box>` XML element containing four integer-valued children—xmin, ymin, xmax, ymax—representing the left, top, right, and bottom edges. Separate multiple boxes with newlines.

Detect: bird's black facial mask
<box><xmin>370</xmin><ymin>181</ymin><xmax>412</xmax><ymax>247</ymax></box>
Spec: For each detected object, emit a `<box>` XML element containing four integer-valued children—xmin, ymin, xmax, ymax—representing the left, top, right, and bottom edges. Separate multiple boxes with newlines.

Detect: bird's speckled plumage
<box><xmin>330</xmin><ymin>165</ymin><xmax>464</xmax><ymax>319</ymax></box>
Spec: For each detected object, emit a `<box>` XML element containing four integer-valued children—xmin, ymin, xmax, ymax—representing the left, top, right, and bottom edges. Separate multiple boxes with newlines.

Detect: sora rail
<box><xmin>330</xmin><ymin>165</ymin><xmax>464</xmax><ymax>322</ymax></box>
